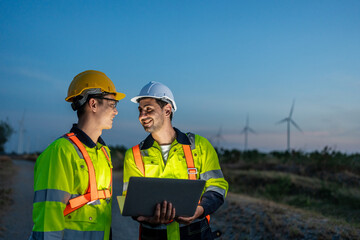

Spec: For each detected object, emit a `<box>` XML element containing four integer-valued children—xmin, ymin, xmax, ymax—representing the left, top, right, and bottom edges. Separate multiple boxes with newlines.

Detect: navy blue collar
<box><xmin>70</xmin><ymin>124</ymin><xmax>106</xmax><ymax>148</ymax></box>
<box><xmin>140</xmin><ymin>127</ymin><xmax>191</xmax><ymax>150</ymax></box>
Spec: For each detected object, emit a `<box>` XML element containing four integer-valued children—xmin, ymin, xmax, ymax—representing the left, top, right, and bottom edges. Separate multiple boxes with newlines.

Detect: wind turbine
<box><xmin>241</xmin><ymin>114</ymin><xmax>256</xmax><ymax>151</ymax></box>
<box><xmin>17</xmin><ymin>110</ymin><xmax>26</xmax><ymax>155</ymax></box>
<box><xmin>212</xmin><ymin>126</ymin><xmax>225</xmax><ymax>150</ymax></box>
<box><xmin>276</xmin><ymin>100</ymin><xmax>302</xmax><ymax>152</ymax></box>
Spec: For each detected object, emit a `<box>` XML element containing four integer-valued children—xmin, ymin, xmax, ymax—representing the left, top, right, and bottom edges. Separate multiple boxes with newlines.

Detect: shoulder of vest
<box><xmin>61</xmin><ymin>133</ymin><xmax>83</xmax><ymax>158</ymax></box>
<box><xmin>61</xmin><ymin>134</ymin><xmax>74</xmax><ymax>143</ymax></box>
<box><xmin>185</xmin><ymin>132</ymin><xmax>196</xmax><ymax>150</ymax></box>
<box><xmin>138</xmin><ymin>141</ymin><xmax>145</xmax><ymax>150</ymax></box>
<box><xmin>128</xmin><ymin>142</ymin><xmax>144</xmax><ymax>154</ymax></box>
<box><xmin>55</xmin><ymin>134</ymin><xmax>74</xmax><ymax>145</ymax></box>
<box><xmin>102</xmin><ymin>146</ymin><xmax>110</xmax><ymax>157</ymax></box>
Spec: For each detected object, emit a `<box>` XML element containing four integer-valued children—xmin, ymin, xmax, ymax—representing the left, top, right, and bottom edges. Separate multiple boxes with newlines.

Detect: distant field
<box><xmin>211</xmin><ymin>192</ymin><xmax>360</xmax><ymax>240</ymax></box>
<box><xmin>216</xmin><ymin>148</ymin><xmax>360</xmax><ymax>239</ymax></box>
<box><xmin>223</xmin><ymin>168</ymin><xmax>360</xmax><ymax>224</ymax></box>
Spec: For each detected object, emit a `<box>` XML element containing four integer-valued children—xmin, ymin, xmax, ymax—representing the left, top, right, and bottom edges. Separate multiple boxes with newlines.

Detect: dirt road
<box><xmin>3</xmin><ymin>159</ymin><xmax>357</xmax><ymax>240</ymax></box>
<box><xmin>0</xmin><ymin>160</ymin><xmax>138</xmax><ymax>240</ymax></box>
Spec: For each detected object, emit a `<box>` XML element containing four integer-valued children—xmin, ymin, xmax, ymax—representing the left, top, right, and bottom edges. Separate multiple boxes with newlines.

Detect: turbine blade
<box><xmin>248</xmin><ymin>128</ymin><xmax>256</xmax><ymax>134</ymax></box>
<box><xmin>289</xmin><ymin>100</ymin><xmax>295</xmax><ymax>117</ymax></box>
<box><xmin>291</xmin><ymin>119</ymin><xmax>302</xmax><ymax>132</ymax></box>
<box><xmin>276</xmin><ymin>118</ymin><xmax>288</xmax><ymax>124</ymax></box>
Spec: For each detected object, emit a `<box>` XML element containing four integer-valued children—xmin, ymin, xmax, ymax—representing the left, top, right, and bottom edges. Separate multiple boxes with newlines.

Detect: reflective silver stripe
<box><xmin>200</xmin><ymin>169</ymin><xmax>224</xmax><ymax>181</ymax></box>
<box><xmin>33</xmin><ymin>189</ymin><xmax>71</xmax><ymax>204</ymax></box>
<box><xmin>102</xmin><ymin>147</ymin><xmax>110</xmax><ymax>158</ymax></box>
<box><xmin>205</xmin><ymin>186</ymin><xmax>226</xmax><ymax>197</ymax></box>
<box><xmin>63</xmin><ymin>229</ymin><xmax>104</xmax><ymax>239</ymax></box>
<box><xmin>69</xmin><ymin>194</ymin><xmax>101</xmax><ymax>206</ymax></box>
<box><xmin>87</xmin><ymin>199</ymin><xmax>101</xmax><ymax>205</ymax></box>
<box><xmin>63</xmin><ymin>136</ymin><xmax>83</xmax><ymax>159</ymax></box>
<box><xmin>139</xmin><ymin>141</ymin><xmax>145</xmax><ymax>150</ymax></box>
<box><xmin>29</xmin><ymin>230</ymin><xmax>63</xmax><ymax>240</ymax></box>
<box><xmin>187</xmin><ymin>132</ymin><xmax>196</xmax><ymax>150</ymax></box>
<box><xmin>123</xmin><ymin>181</ymin><xmax>129</xmax><ymax>192</ymax></box>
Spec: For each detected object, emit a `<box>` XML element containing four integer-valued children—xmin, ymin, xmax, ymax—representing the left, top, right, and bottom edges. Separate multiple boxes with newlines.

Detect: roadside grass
<box><xmin>219</xmin><ymin>147</ymin><xmax>360</xmax><ymax>177</ymax></box>
<box><xmin>223</xmin><ymin>168</ymin><xmax>360</xmax><ymax>228</ymax></box>
<box><xmin>211</xmin><ymin>192</ymin><xmax>360</xmax><ymax>239</ymax></box>
<box><xmin>0</xmin><ymin>156</ymin><xmax>15</xmax><ymax>236</ymax></box>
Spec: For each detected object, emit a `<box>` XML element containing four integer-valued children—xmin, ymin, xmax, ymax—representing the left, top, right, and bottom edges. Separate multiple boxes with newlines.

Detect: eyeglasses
<box><xmin>95</xmin><ymin>97</ymin><xmax>119</xmax><ymax>109</ymax></box>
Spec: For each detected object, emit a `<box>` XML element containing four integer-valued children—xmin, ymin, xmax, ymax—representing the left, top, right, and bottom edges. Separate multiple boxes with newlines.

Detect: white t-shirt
<box><xmin>160</xmin><ymin>144</ymin><xmax>171</xmax><ymax>163</ymax></box>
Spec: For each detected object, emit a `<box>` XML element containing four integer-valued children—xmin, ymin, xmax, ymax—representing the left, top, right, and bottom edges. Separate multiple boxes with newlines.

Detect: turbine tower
<box><xmin>276</xmin><ymin>100</ymin><xmax>302</xmax><ymax>152</ymax></box>
<box><xmin>17</xmin><ymin>110</ymin><xmax>26</xmax><ymax>154</ymax></box>
<box><xmin>241</xmin><ymin>114</ymin><xmax>255</xmax><ymax>151</ymax></box>
<box><xmin>212</xmin><ymin>126</ymin><xmax>225</xmax><ymax>150</ymax></box>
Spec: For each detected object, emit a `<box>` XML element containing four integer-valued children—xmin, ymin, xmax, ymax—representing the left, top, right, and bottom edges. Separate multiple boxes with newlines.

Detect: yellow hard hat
<box><xmin>65</xmin><ymin>70</ymin><xmax>126</xmax><ymax>102</ymax></box>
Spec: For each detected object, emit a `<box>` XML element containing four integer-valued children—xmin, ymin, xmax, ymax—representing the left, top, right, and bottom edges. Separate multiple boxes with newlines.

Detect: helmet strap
<box><xmin>71</xmin><ymin>88</ymin><xmax>103</xmax><ymax>111</ymax></box>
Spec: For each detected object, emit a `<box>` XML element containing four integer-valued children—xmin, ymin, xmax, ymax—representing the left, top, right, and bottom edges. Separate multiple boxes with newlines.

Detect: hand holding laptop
<box><xmin>175</xmin><ymin>205</ymin><xmax>204</xmax><ymax>225</ymax></box>
<box><xmin>118</xmin><ymin>177</ymin><xmax>206</xmax><ymax>218</ymax></box>
<box><xmin>137</xmin><ymin>200</ymin><xmax>176</xmax><ymax>224</ymax></box>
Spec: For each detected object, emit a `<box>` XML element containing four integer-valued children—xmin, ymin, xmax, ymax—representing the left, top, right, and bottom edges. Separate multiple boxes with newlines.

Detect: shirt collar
<box><xmin>140</xmin><ymin>127</ymin><xmax>191</xmax><ymax>150</ymax></box>
<box><xmin>70</xmin><ymin>124</ymin><xmax>106</xmax><ymax>148</ymax></box>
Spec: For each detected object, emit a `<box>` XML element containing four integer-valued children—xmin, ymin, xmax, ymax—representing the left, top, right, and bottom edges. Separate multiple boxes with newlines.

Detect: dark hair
<box><xmin>155</xmin><ymin>99</ymin><xmax>173</xmax><ymax>121</ymax></box>
<box><xmin>75</xmin><ymin>94</ymin><xmax>104</xmax><ymax>119</ymax></box>
<box><xmin>138</xmin><ymin>97</ymin><xmax>173</xmax><ymax>121</ymax></box>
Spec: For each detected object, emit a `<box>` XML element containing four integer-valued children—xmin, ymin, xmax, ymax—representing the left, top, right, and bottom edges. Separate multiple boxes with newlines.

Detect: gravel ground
<box><xmin>0</xmin><ymin>159</ymin><xmax>138</xmax><ymax>240</ymax></box>
<box><xmin>210</xmin><ymin>193</ymin><xmax>360</xmax><ymax>240</ymax></box>
<box><xmin>2</xmin><ymin>159</ymin><xmax>359</xmax><ymax>240</ymax></box>
<box><xmin>1</xmin><ymin>159</ymin><xmax>33</xmax><ymax>240</ymax></box>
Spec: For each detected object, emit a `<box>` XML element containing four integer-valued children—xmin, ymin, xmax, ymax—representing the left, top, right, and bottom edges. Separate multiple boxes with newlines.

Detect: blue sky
<box><xmin>1</xmin><ymin>0</ymin><xmax>359</xmax><ymax>153</ymax></box>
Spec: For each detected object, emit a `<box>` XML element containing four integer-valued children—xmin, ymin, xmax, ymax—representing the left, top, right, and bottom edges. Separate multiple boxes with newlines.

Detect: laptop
<box><xmin>117</xmin><ymin>177</ymin><xmax>206</xmax><ymax>217</ymax></box>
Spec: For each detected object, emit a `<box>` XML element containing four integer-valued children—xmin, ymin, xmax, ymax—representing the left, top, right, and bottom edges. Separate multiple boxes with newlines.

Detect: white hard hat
<box><xmin>131</xmin><ymin>81</ymin><xmax>177</xmax><ymax>112</ymax></box>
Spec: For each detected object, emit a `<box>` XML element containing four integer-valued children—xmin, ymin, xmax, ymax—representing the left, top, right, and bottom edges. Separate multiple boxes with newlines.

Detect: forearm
<box><xmin>198</xmin><ymin>190</ymin><xmax>224</xmax><ymax>217</ymax></box>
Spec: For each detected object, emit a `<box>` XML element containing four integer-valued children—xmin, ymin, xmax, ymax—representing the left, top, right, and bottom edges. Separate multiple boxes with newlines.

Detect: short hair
<box><xmin>155</xmin><ymin>99</ymin><xmax>173</xmax><ymax>121</ymax></box>
<box><xmin>75</xmin><ymin>94</ymin><xmax>104</xmax><ymax>119</ymax></box>
<box><xmin>138</xmin><ymin>97</ymin><xmax>173</xmax><ymax>121</ymax></box>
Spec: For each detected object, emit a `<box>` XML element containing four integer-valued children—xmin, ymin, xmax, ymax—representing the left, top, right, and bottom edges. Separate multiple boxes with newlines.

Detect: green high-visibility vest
<box><xmin>30</xmin><ymin>134</ymin><xmax>113</xmax><ymax>240</ymax></box>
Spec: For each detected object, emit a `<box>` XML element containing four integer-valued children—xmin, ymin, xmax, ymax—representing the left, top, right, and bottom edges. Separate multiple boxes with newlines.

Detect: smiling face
<box><xmin>138</xmin><ymin>98</ymin><xmax>168</xmax><ymax>133</ymax></box>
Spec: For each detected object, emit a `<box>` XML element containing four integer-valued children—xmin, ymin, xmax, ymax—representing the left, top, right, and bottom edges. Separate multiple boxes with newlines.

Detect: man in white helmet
<box><xmin>122</xmin><ymin>81</ymin><xmax>228</xmax><ymax>240</ymax></box>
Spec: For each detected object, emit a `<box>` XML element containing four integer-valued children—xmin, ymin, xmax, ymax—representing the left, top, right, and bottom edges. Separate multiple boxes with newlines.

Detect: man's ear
<box><xmin>88</xmin><ymin>98</ymin><xmax>97</xmax><ymax>112</ymax></box>
<box><xmin>164</xmin><ymin>104</ymin><xmax>172</xmax><ymax>117</ymax></box>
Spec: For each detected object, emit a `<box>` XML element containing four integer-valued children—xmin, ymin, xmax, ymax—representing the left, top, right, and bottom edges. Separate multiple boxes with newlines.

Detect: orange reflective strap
<box><xmin>64</xmin><ymin>202</ymin><xmax>84</xmax><ymax>216</ymax></box>
<box><xmin>183</xmin><ymin>144</ymin><xmax>211</xmax><ymax>223</ymax></box>
<box><xmin>101</xmin><ymin>147</ymin><xmax>113</xmax><ymax>196</ymax></box>
<box><xmin>66</xmin><ymin>133</ymin><xmax>98</xmax><ymax>201</ymax></box>
<box><xmin>63</xmin><ymin>133</ymin><xmax>112</xmax><ymax>216</ymax></box>
<box><xmin>182</xmin><ymin>145</ymin><xmax>197</xmax><ymax>180</ymax></box>
<box><xmin>132</xmin><ymin>145</ymin><xmax>145</xmax><ymax>176</ymax></box>
<box><xmin>66</xmin><ymin>189</ymin><xmax>112</xmax><ymax>207</ymax></box>
<box><xmin>69</xmin><ymin>194</ymin><xmax>91</xmax><ymax>208</ymax></box>
<box><xmin>63</xmin><ymin>188</ymin><xmax>113</xmax><ymax>215</ymax></box>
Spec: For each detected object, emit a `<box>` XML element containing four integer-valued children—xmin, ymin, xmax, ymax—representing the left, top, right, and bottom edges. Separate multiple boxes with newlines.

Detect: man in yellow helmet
<box><xmin>29</xmin><ymin>70</ymin><xmax>125</xmax><ymax>240</ymax></box>
<box><xmin>123</xmin><ymin>82</ymin><xmax>228</xmax><ymax>240</ymax></box>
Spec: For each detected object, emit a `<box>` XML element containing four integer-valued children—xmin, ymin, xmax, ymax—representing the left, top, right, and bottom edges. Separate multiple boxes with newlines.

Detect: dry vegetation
<box><xmin>211</xmin><ymin>193</ymin><xmax>360</xmax><ymax>240</ymax></box>
<box><xmin>0</xmin><ymin>156</ymin><xmax>15</xmax><ymax>237</ymax></box>
<box><xmin>210</xmin><ymin>147</ymin><xmax>360</xmax><ymax>239</ymax></box>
